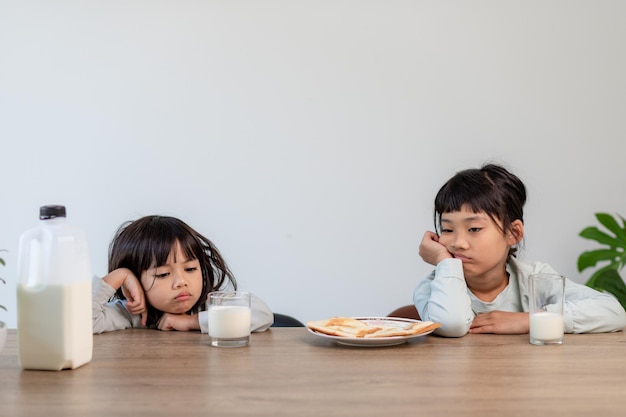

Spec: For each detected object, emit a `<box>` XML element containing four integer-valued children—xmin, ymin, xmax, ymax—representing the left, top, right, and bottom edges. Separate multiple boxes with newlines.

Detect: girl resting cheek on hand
<box><xmin>413</xmin><ymin>163</ymin><xmax>626</xmax><ymax>337</ymax></box>
<box><xmin>92</xmin><ymin>215</ymin><xmax>273</xmax><ymax>334</ymax></box>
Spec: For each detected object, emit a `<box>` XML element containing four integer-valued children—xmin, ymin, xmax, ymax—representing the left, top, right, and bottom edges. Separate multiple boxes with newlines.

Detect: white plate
<box><xmin>306</xmin><ymin>317</ymin><xmax>435</xmax><ymax>347</ymax></box>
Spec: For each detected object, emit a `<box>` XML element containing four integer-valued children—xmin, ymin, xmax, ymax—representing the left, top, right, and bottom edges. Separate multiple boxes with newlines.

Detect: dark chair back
<box><xmin>272</xmin><ymin>313</ymin><xmax>305</xmax><ymax>327</ymax></box>
<box><xmin>387</xmin><ymin>304</ymin><xmax>420</xmax><ymax>320</ymax></box>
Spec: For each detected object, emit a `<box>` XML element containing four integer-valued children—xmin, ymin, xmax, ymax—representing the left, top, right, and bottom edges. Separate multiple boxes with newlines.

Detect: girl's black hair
<box><xmin>108</xmin><ymin>215</ymin><xmax>236</xmax><ymax>327</ymax></box>
<box><xmin>434</xmin><ymin>163</ymin><xmax>526</xmax><ymax>257</ymax></box>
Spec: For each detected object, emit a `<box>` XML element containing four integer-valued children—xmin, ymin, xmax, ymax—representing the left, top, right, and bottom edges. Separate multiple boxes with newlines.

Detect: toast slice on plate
<box><xmin>307</xmin><ymin>317</ymin><xmax>381</xmax><ymax>338</ymax></box>
<box><xmin>363</xmin><ymin>320</ymin><xmax>441</xmax><ymax>338</ymax></box>
<box><xmin>307</xmin><ymin>317</ymin><xmax>441</xmax><ymax>338</ymax></box>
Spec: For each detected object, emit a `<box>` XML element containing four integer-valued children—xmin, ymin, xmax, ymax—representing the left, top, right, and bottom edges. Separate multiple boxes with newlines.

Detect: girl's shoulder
<box><xmin>508</xmin><ymin>258</ymin><xmax>560</xmax><ymax>299</ymax></box>
<box><xmin>507</xmin><ymin>258</ymin><xmax>560</xmax><ymax>280</ymax></box>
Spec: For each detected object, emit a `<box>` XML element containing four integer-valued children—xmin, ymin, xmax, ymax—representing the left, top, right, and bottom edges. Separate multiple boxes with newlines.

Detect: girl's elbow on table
<box><xmin>433</xmin><ymin>318</ymin><xmax>471</xmax><ymax>338</ymax></box>
<box><xmin>421</xmin><ymin>305</ymin><xmax>472</xmax><ymax>337</ymax></box>
<box><xmin>435</xmin><ymin>326</ymin><xmax>470</xmax><ymax>338</ymax></box>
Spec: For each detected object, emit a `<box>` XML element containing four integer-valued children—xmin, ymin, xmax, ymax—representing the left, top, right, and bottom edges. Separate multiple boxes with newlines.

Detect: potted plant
<box><xmin>0</xmin><ymin>249</ymin><xmax>7</xmax><ymax>353</ymax></box>
<box><xmin>577</xmin><ymin>213</ymin><xmax>626</xmax><ymax>310</ymax></box>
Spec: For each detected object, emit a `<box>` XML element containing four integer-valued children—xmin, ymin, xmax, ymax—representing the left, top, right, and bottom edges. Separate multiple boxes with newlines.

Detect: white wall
<box><xmin>1</xmin><ymin>1</ymin><xmax>625</xmax><ymax>328</ymax></box>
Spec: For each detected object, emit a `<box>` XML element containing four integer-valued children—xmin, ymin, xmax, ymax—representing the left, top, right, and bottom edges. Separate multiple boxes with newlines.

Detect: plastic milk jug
<box><xmin>17</xmin><ymin>205</ymin><xmax>93</xmax><ymax>370</ymax></box>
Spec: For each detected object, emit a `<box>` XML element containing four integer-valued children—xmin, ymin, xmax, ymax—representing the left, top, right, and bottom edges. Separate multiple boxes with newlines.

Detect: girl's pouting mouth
<box><xmin>453</xmin><ymin>253</ymin><xmax>471</xmax><ymax>262</ymax></box>
<box><xmin>175</xmin><ymin>292</ymin><xmax>192</xmax><ymax>302</ymax></box>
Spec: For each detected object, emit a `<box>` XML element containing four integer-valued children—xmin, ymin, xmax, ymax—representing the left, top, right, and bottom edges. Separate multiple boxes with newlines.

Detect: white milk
<box><xmin>17</xmin><ymin>280</ymin><xmax>93</xmax><ymax>370</ymax></box>
<box><xmin>208</xmin><ymin>305</ymin><xmax>251</xmax><ymax>338</ymax></box>
<box><xmin>530</xmin><ymin>312</ymin><xmax>564</xmax><ymax>342</ymax></box>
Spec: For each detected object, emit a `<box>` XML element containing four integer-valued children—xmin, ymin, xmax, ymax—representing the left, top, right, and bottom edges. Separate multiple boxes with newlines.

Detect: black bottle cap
<box><xmin>39</xmin><ymin>205</ymin><xmax>67</xmax><ymax>220</ymax></box>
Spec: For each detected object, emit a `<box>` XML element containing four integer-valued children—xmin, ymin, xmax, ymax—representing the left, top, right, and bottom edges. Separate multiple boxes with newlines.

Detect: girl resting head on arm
<box><xmin>93</xmin><ymin>215</ymin><xmax>273</xmax><ymax>334</ymax></box>
<box><xmin>414</xmin><ymin>163</ymin><xmax>626</xmax><ymax>336</ymax></box>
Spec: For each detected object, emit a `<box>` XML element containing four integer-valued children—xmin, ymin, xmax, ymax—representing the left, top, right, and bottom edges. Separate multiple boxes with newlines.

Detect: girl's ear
<box><xmin>507</xmin><ymin>220</ymin><xmax>524</xmax><ymax>245</ymax></box>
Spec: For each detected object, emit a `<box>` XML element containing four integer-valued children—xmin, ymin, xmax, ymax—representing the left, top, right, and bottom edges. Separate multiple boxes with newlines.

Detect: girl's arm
<box><xmin>561</xmin><ymin>281</ymin><xmax>626</xmax><ymax>333</ymax></box>
<box><xmin>515</xmin><ymin>260</ymin><xmax>626</xmax><ymax>334</ymax></box>
<box><xmin>413</xmin><ymin>258</ymin><xmax>474</xmax><ymax>337</ymax></box>
<box><xmin>102</xmin><ymin>268</ymin><xmax>147</xmax><ymax>325</ymax></box>
<box><xmin>156</xmin><ymin>313</ymin><xmax>201</xmax><ymax>331</ymax></box>
<box><xmin>92</xmin><ymin>271</ymin><xmax>145</xmax><ymax>334</ymax></box>
<box><xmin>249</xmin><ymin>293</ymin><xmax>274</xmax><ymax>332</ymax></box>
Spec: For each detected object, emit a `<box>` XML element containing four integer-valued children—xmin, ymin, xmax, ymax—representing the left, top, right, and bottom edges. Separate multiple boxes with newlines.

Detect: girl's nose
<box><xmin>451</xmin><ymin>234</ymin><xmax>469</xmax><ymax>250</ymax></box>
<box><xmin>173</xmin><ymin>272</ymin><xmax>188</xmax><ymax>288</ymax></box>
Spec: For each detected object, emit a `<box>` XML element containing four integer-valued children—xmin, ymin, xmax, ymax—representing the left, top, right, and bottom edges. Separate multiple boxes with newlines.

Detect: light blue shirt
<box><xmin>413</xmin><ymin>258</ymin><xmax>626</xmax><ymax>337</ymax></box>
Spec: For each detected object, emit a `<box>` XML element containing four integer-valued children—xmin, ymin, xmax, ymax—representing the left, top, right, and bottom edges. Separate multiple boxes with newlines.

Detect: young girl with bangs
<box><xmin>413</xmin><ymin>163</ymin><xmax>626</xmax><ymax>337</ymax></box>
<box><xmin>92</xmin><ymin>215</ymin><xmax>273</xmax><ymax>334</ymax></box>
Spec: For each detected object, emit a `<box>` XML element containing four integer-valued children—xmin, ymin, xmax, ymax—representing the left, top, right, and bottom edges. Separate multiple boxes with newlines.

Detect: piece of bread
<box><xmin>363</xmin><ymin>321</ymin><xmax>441</xmax><ymax>338</ymax></box>
<box><xmin>307</xmin><ymin>317</ymin><xmax>382</xmax><ymax>338</ymax></box>
<box><xmin>307</xmin><ymin>317</ymin><xmax>441</xmax><ymax>338</ymax></box>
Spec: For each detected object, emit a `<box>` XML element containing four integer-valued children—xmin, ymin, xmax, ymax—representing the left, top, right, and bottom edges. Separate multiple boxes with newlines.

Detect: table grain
<box><xmin>1</xmin><ymin>328</ymin><xmax>625</xmax><ymax>417</ymax></box>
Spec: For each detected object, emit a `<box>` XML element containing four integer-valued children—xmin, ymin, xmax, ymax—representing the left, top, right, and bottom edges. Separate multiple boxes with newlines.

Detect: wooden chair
<box><xmin>387</xmin><ymin>304</ymin><xmax>420</xmax><ymax>320</ymax></box>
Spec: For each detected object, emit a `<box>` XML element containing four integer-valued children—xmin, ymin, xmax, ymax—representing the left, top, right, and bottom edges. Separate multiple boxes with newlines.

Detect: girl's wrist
<box><xmin>436</xmin><ymin>253</ymin><xmax>454</xmax><ymax>264</ymax></box>
<box><xmin>184</xmin><ymin>313</ymin><xmax>201</xmax><ymax>331</ymax></box>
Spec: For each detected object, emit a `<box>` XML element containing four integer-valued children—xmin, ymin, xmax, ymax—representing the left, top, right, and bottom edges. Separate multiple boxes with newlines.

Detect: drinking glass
<box><xmin>208</xmin><ymin>291</ymin><xmax>252</xmax><ymax>348</ymax></box>
<box><xmin>529</xmin><ymin>274</ymin><xmax>565</xmax><ymax>345</ymax></box>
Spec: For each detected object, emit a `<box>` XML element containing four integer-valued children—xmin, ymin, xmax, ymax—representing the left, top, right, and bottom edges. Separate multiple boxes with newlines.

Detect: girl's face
<box><xmin>140</xmin><ymin>242</ymin><xmax>203</xmax><ymax>314</ymax></box>
<box><xmin>438</xmin><ymin>204</ymin><xmax>522</xmax><ymax>281</ymax></box>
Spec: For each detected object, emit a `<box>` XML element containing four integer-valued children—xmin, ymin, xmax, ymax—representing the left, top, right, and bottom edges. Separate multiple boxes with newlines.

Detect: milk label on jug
<box><xmin>17</xmin><ymin>205</ymin><xmax>93</xmax><ymax>371</ymax></box>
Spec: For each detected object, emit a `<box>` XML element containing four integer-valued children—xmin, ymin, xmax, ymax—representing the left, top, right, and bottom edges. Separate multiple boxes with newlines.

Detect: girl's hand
<box><xmin>157</xmin><ymin>313</ymin><xmax>200</xmax><ymax>332</ymax></box>
<box><xmin>103</xmin><ymin>268</ymin><xmax>148</xmax><ymax>326</ymax></box>
<box><xmin>419</xmin><ymin>231</ymin><xmax>453</xmax><ymax>266</ymax></box>
<box><xmin>469</xmin><ymin>311</ymin><xmax>530</xmax><ymax>334</ymax></box>
<box><xmin>121</xmin><ymin>275</ymin><xmax>147</xmax><ymax>327</ymax></box>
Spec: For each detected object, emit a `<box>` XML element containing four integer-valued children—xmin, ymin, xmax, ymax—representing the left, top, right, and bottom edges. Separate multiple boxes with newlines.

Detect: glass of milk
<box><xmin>208</xmin><ymin>291</ymin><xmax>252</xmax><ymax>347</ymax></box>
<box><xmin>529</xmin><ymin>274</ymin><xmax>565</xmax><ymax>345</ymax></box>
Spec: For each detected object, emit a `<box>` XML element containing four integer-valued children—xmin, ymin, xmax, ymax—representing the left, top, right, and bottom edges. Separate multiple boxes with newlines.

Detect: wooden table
<box><xmin>1</xmin><ymin>328</ymin><xmax>626</xmax><ymax>417</ymax></box>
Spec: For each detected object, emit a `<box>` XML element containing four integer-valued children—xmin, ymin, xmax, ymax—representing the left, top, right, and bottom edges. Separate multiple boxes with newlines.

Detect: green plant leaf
<box><xmin>579</xmin><ymin>226</ymin><xmax>624</xmax><ymax>248</ymax></box>
<box><xmin>581</xmin><ymin>214</ymin><xmax>626</xmax><ymax>304</ymax></box>
<box><xmin>596</xmin><ymin>213</ymin><xmax>626</xmax><ymax>245</ymax></box>
<box><xmin>590</xmin><ymin>269</ymin><xmax>626</xmax><ymax>311</ymax></box>
<box><xmin>586</xmin><ymin>265</ymin><xmax>613</xmax><ymax>288</ymax></box>
<box><xmin>577</xmin><ymin>249</ymin><xmax>622</xmax><ymax>272</ymax></box>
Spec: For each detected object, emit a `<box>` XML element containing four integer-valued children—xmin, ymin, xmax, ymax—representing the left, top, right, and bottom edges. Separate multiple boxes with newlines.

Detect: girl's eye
<box><xmin>440</xmin><ymin>229</ymin><xmax>453</xmax><ymax>234</ymax></box>
<box><xmin>185</xmin><ymin>266</ymin><xmax>198</xmax><ymax>272</ymax></box>
<box><xmin>154</xmin><ymin>272</ymin><xmax>169</xmax><ymax>279</ymax></box>
<box><xmin>469</xmin><ymin>227</ymin><xmax>482</xmax><ymax>233</ymax></box>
